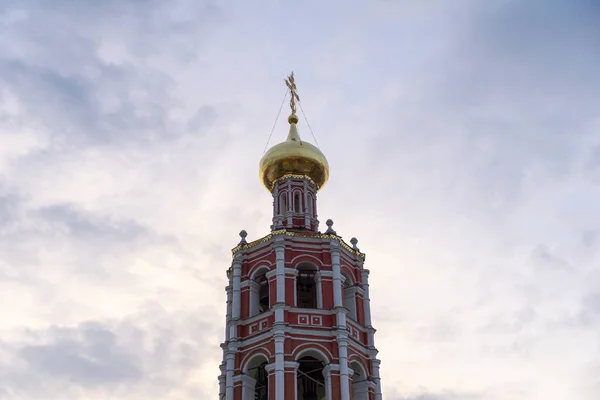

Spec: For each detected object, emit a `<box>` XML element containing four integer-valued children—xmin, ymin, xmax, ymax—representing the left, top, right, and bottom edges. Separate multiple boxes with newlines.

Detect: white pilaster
<box><xmin>285</xmin><ymin>361</ymin><xmax>299</xmax><ymax>400</ymax></box>
<box><xmin>248</xmin><ymin>280</ymin><xmax>260</xmax><ymax>317</ymax></box>
<box><xmin>352</xmin><ymin>380</ymin><xmax>370</xmax><ymax>400</ymax></box>
<box><xmin>337</xmin><ymin>333</ymin><xmax>351</xmax><ymax>400</ymax></box>
<box><xmin>236</xmin><ymin>374</ymin><xmax>256</xmax><ymax>400</ymax></box>
<box><xmin>322</xmin><ymin>363</ymin><xmax>339</xmax><ymax>400</ymax></box>
<box><xmin>330</xmin><ymin>240</ymin><xmax>350</xmax><ymax>397</ymax></box>
<box><xmin>225</xmin><ymin>285</ymin><xmax>232</xmax><ymax>340</ymax></box>
<box><xmin>331</xmin><ymin>241</ymin><xmax>343</xmax><ymax>308</ymax></box>
<box><xmin>232</xmin><ymin>254</ymin><xmax>242</xmax><ymax>321</ymax></box>
<box><xmin>225</xmin><ymin>350</ymin><xmax>235</xmax><ymax>400</ymax></box>
<box><xmin>372</xmin><ymin>358</ymin><xmax>382</xmax><ymax>400</ymax></box>
<box><xmin>303</xmin><ymin>181</ymin><xmax>311</xmax><ymax>228</ymax></box>
<box><xmin>273</xmin><ymin>185</ymin><xmax>279</xmax><ymax>217</ymax></box>
<box><xmin>273</xmin><ymin>330</ymin><xmax>285</xmax><ymax>400</ymax></box>
<box><xmin>274</xmin><ymin>238</ymin><xmax>286</xmax><ymax>305</ymax></box>
<box><xmin>314</xmin><ymin>271</ymin><xmax>323</xmax><ymax>309</ymax></box>
<box><xmin>218</xmin><ymin>363</ymin><xmax>226</xmax><ymax>399</ymax></box>
<box><xmin>361</xmin><ymin>269</ymin><xmax>372</xmax><ymax>327</ymax></box>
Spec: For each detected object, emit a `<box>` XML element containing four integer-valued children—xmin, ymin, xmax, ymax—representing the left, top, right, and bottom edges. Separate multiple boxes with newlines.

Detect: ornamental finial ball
<box><xmin>238</xmin><ymin>230</ymin><xmax>248</xmax><ymax>245</ymax></box>
<box><xmin>288</xmin><ymin>113</ymin><xmax>299</xmax><ymax>124</ymax></box>
<box><xmin>326</xmin><ymin>219</ymin><xmax>333</xmax><ymax>227</ymax></box>
<box><xmin>350</xmin><ymin>237</ymin><xmax>358</xmax><ymax>246</ymax></box>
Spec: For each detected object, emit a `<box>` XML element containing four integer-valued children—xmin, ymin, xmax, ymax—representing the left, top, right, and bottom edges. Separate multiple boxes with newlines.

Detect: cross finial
<box><xmin>285</xmin><ymin>71</ymin><xmax>300</xmax><ymax>115</ymax></box>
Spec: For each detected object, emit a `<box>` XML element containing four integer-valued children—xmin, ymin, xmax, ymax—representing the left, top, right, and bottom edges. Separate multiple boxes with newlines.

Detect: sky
<box><xmin>0</xmin><ymin>0</ymin><xmax>599</xmax><ymax>399</ymax></box>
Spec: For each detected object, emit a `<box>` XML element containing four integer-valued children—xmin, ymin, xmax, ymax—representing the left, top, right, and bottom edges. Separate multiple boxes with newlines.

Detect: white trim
<box><xmin>294</xmin><ymin>346</ymin><xmax>331</xmax><ymax>363</ymax></box>
<box><xmin>265</xmin><ymin>269</ymin><xmax>277</xmax><ymax>279</ymax></box>
<box><xmin>288</xmin><ymin>326</ymin><xmax>337</xmax><ymax>336</ymax></box>
<box><xmin>242</xmin><ymin>310</ymin><xmax>273</xmax><ymax>326</ymax></box>
<box><xmin>249</xmin><ymin>264</ymin><xmax>271</xmax><ymax>280</ymax></box>
<box><xmin>348</xmin><ymin>359</ymin><xmax>368</xmax><ymax>379</ymax></box>
<box><xmin>290</xmin><ymin>253</ymin><xmax>324</xmax><ymax>266</ymax></box>
<box><xmin>240</xmin><ymin>351</ymin><xmax>271</xmax><ymax>373</ymax></box>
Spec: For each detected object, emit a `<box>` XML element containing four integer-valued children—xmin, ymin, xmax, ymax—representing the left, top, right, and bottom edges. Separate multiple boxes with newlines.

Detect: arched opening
<box><xmin>297</xmin><ymin>356</ymin><xmax>326</xmax><ymax>400</ymax></box>
<box><xmin>350</xmin><ymin>361</ymin><xmax>369</xmax><ymax>400</ymax></box>
<box><xmin>307</xmin><ymin>193</ymin><xmax>314</xmax><ymax>216</ymax></box>
<box><xmin>296</xmin><ymin>263</ymin><xmax>318</xmax><ymax>309</ymax></box>
<box><xmin>294</xmin><ymin>191</ymin><xmax>302</xmax><ymax>213</ymax></box>
<box><xmin>250</xmin><ymin>268</ymin><xmax>270</xmax><ymax>317</ymax></box>
<box><xmin>245</xmin><ymin>355</ymin><xmax>269</xmax><ymax>400</ymax></box>
<box><xmin>279</xmin><ymin>192</ymin><xmax>287</xmax><ymax>217</ymax></box>
<box><xmin>343</xmin><ymin>273</ymin><xmax>357</xmax><ymax>320</ymax></box>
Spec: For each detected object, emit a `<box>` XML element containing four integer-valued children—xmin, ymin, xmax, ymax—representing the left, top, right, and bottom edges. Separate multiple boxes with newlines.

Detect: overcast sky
<box><xmin>1</xmin><ymin>1</ymin><xmax>599</xmax><ymax>399</ymax></box>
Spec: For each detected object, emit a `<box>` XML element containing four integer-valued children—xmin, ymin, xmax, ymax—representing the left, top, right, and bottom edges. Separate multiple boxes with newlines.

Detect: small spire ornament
<box><xmin>325</xmin><ymin>219</ymin><xmax>336</xmax><ymax>235</ymax></box>
<box><xmin>285</xmin><ymin>71</ymin><xmax>300</xmax><ymax>115</ymax></box>
<box><xmin>238</xmin><ymin>230</ymin><xmax>248</xmax><ymax>245</ymax></box>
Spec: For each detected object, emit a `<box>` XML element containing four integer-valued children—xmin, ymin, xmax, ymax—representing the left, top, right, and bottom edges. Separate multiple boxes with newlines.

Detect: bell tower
<box><xmin>218</xmin><ymin>73</ymin><xmax>382</xmax><ymax>400</ymax></box>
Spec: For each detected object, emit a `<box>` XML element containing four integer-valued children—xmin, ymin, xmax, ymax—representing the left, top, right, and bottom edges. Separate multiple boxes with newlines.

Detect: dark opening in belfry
<box><xmin>296</xmin><ymin>267</ymin><xmax>317</xmax><ymax>309</ymax></box>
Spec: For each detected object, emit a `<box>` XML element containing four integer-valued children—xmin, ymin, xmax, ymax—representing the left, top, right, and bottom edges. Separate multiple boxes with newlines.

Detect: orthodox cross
<box><xmin>285</xmin><ymin>71</ymin><xmax>300</xmax><ymax>115</ymax></box>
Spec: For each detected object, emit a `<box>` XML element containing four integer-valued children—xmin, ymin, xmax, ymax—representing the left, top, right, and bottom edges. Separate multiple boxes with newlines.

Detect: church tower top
<box><xmin>259</xmin><ymin>72</ymin><xmax>330</xmax><ymax>192</ymax></box>
<box><xmin>218</xmin><ymin>74</ymin><xmax>382</xmax><ymax>400</ymax></box>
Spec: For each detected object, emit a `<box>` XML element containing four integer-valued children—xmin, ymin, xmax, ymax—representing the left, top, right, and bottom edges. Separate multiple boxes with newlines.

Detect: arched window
<box><xmin>253</xmin><ymin>361</ymin><xmax>269</xmax><ymax>400</ymax></box>
<box><xmin>306</xmin><ymin>193</ymin><xmax>313</xmax><ymax>216</ymax></box>
<box><xmin>250</xmin><ymin>269</ymin><xmax>270</xmax><ymax>317</ymax></box>
<box><xmin>350</xmin><ymin>361</ymin><xmax>369</xmax><ymax>400</ymax></box>
<box><xmin>279</xmin><ymin>192</ymin><xmax>287</xmax><ymax>217</ymax></box>
<box><xmin>245</xmin><ymin>355</ymin><xmax>269</xmax><ymax>400</ymax></box>
<box><xmin>343</xmin><ymin>273</ymin><xmax>357</xmax><ymax>320</ymax></box>
<box><xmin>297</xmin><ymin>356</ymin><xmax>326</xmax><ymax>400</ymax></box>
<box><xmin>294</xmin><ymin>191</ymin><xmax>301</xmax><ymax>213</ymax></box>
<box><xmin>296</xmin><ymin>264</ymin><xmax>318</xmax><ymax>309</ymax></box>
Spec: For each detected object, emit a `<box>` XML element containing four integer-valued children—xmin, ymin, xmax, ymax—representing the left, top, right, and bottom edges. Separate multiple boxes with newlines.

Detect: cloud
<box><xmin>0</xmin><ymin>303</ymin><xmax>218</xmax><ymax>399</ymax></box>
<box><xmin>0</xmin><ymin>0</ymin><xmax>599</xmax><ymax>399</ymax></box>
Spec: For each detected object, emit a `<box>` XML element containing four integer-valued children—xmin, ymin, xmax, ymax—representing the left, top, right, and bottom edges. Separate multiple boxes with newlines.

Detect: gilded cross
<box><xmin>285</xmin><ymin>71</ymin><xmax>300</xmax><ymax>115</ymax></box>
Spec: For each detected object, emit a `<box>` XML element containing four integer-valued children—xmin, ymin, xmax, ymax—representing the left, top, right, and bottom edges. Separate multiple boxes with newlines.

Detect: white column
<box><xmin>361</xmin><ymin>269</ymin><xmax>372</xmax><ymax>327</ymax></box>
<box><xmin>322</xmin><ymin>364</ymin><xmax>338</xmax><ymax>400</ymax></box>
<box><xmin>331</xmin><ymin>242</ymin><xmax>343</xmax><ymax>308</ymax></box>
<box><xmin>337</xmin><ymin>334</ymin><xmax>351</xmax><ymax>400</ymax></box>
<box><xmin>331</xmin><ymin>241</ymin><xmax>350</xmax><ymax>399</ymax></box>
<box><xmin>265</xmin><ymin>362</ymin><xmax>279</xmax><ymax>399</ymax></box>
<box><xmin>303</xmin><ymin>181</ymin><xmax>311</xmax><ymax>228</ymax></box>
<box><xmin>225</xmin><ymin>350</ymin><xmax>235</xmax><ymax>400</ymax></box>
<box><xmin>352</xmin><ymin>381</ymin><xmax>370</xmax><ymax>400</ymax></box>
<box><xmin>248</xmin><ymin>280</ymin><xmax>260</xmax><ymax>317</ymax></box>
<box><xmin>273</xmin><ymin>330</ymin><xmax>285</xmax><ymax>399</ymax></box>
<box><xmin>225</xmin><ymin>285</ymin><xmax>232</xmax><ymax>340</ymax></box>
<box><xmin>287</xmin><ymin>181</ymin><xmax>293</xmax><ymax>225</ymax></box>
<box><xmin>287</xmin><ymin>361</ymin><xmax>299</xmax><ymax>400</ymax></box>
<box><xmin>218</xmin><ymin>363</ymin><xmax>226</xmax><ymax>399</ymax></box>
<box><xmin>273</xmin><ymin>185</ymin><xmax>279</xmax><ymax>218</ymax></box>
<box><xmin>232</xmin><ymin>254</ymin><xmax>242</xmax><ymax>321</ymax></box>
<box><xmin>372</xmin><ymin>358</ymin><xmax>382</xmax><ymax>400</ymax></box>
<box><xmin>274</xmin><ymin>239</ymin><xmax>286</xmax><ymax>305</ymax></box>
<box><xmin>239</xmin><ymin>374</ymin><xmax>256</xmax><ymax>400</ymax></box>
<box><xmin>315</xmin><ymin>271</ymin><xmax>323</xmax><ymax>309</ymax></box>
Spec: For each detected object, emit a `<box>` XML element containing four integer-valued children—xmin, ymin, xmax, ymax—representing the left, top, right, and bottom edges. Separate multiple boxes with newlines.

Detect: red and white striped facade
<box><xmin>218</xmin><ymin>174</ymin><xmax>382</xmax><ymax>400</ymax></box>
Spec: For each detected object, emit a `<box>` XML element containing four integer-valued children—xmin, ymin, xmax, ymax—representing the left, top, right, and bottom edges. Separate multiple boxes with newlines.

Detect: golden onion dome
<box><xmin>259</xmin><ymin>113</ymin><xmax>329</xmax><ymax>192</ymax></box>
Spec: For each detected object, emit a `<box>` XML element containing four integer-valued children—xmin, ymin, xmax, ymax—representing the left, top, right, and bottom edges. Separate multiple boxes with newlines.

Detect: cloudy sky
<box><xmin>1</xmin><ymin>0</ymin><xmax>599</xmax><ymax>399</ymax></box>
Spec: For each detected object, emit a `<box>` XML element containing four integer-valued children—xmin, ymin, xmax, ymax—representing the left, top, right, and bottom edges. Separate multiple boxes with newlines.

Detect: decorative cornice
<box><xmin>231</xmin><ymin>229</ymin><xmax>365</xmax><ymax>260</ymax></box>
<box><xmin>271</xmin><ymin>174</ymin><xmax>318</xmax><ymax>191</ymax></box>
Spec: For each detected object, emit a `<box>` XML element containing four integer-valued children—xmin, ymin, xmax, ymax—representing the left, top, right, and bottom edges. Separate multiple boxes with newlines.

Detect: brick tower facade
<box><xmin>218</xmin><ymin>74</ymin><xmax>382</xmax><ymax>400</ymax></box>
